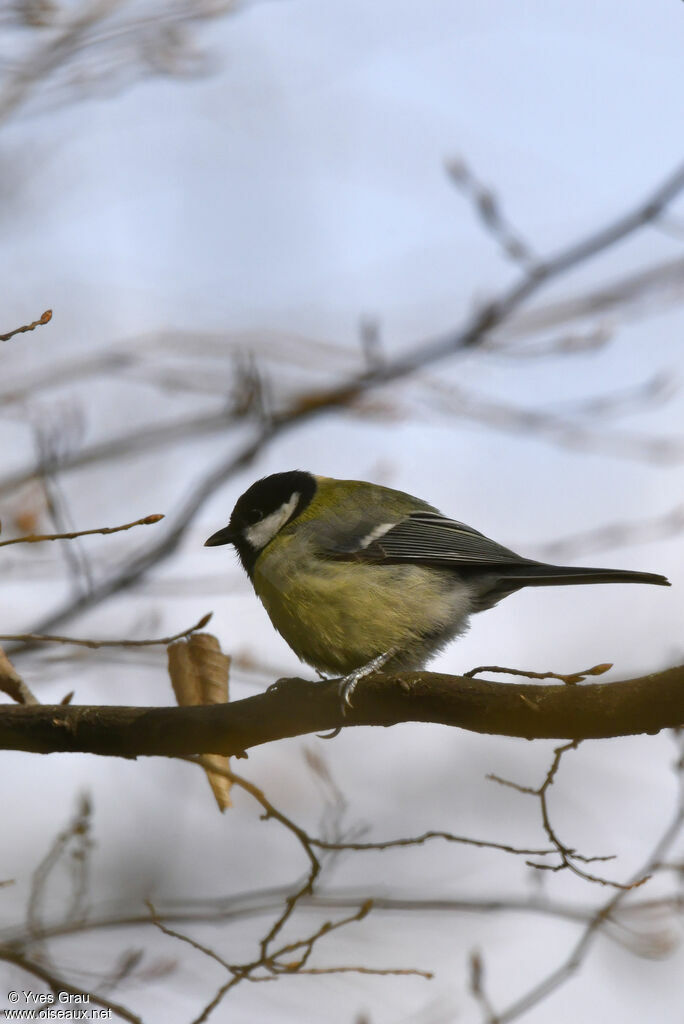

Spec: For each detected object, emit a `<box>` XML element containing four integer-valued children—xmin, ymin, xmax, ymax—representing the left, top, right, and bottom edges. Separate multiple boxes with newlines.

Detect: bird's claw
<box><xmin>337</xmin><ymin>649</ymin><xmax>396</xmax><ymax>714</ymax></box>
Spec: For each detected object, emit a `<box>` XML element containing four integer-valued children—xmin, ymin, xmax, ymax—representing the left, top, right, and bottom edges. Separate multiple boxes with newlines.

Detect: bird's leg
<box><xmin>339</xmin><ymin>648</ymin><xmax>397</xmax><ymax>712</ymax></box>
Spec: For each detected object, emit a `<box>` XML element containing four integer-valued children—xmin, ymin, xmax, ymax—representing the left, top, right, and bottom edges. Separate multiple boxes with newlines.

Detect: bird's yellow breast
<box><xmin>253</xmin><ymin>532</ymin><xmax>458</xmax><ymax>675</ymax></box>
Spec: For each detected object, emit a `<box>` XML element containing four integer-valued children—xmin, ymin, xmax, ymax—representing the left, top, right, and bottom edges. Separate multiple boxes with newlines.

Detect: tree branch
<box><xmin>0</xmin><ymin>665</ymin><xmax>682</xmax><ymax>757</ymax></box>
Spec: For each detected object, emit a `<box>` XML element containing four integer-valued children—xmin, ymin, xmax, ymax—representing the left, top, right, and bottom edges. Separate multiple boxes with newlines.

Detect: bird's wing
<box><xmin>328</xmin><ymin>510</ymin><xmax>527</xmax><ymax>569</ymax></box>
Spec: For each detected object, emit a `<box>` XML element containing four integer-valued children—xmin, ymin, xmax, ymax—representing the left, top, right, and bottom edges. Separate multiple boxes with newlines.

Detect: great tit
<box><xmin>205</xmin><ymin>471</ymin><xmax>670</xmax><ymax>706</ymax></box>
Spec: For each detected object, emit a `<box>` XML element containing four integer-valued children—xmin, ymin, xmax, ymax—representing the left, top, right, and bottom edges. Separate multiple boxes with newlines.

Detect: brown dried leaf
<box><xmin>0</xmin><ymin>646</ymin><xmax>39</xmax><ymax>705</ymax></box>
<box><xmin>13</xmin><ymin>508</ymin><xmax>40</xmax><ymax>535</ymax></box>
<box><xmin>167</xmin><ymin>633</ymin><xmax>232</xmax><ymax>810</ymax></box>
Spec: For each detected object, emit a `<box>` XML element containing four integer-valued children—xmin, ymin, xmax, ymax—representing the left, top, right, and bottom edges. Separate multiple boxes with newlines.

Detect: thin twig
<box><xmin>34</xmin><ymin>421</ymin><xmax>94</xmax><ymax>597</ymax></box>
<box><xmin>465</xmin><ymin>663</ymin><xmax>613</xmax><ymax>686</ymax></box>
<box><xmin>311</xmin><ymin>831</ymin><xmax>554</xmax><ymax>858</ymax></box>
<box><xmin>534</xmin><ymin>503</ymin><xmax>684</xmax><ymax>561</ymax></box>
<box><xmin>0</xmin><ymin>408</ymin><xmax>238</xmax><ymax>498</ymax></box>
<box><xmin>0</xmin><ymin>612</ymin><xmax>212</xmax><ymax>649</ymax></box>
<box><xmin>0</xmin><ymin>0</ymin><xmax>124</xmax><ymax>124</ymax></box>
<box><xmin>27</xmin><ymin>795</ymin><xmax>92</xmax><ymax>943</ymax></box>
<box><xmin>0</xmin><ymin>513</ymin><xmax>164</xmax><ymax>547</ymax></box>
<box><xmin>488</xmin><ymin>742</ymin><xmax>649</xmax><ymax>890</ymax></box>
<box><xmin>470</xmin><ymin>949</ymin><xmax>498</xmax><ymax>1024</ymax></box>
<box><xmin>481</xmin><ymin>738</ymin><xmax>684</xmax><ymax>1023</ymax></box>
<box><xmin>446</xmin><ymin>157</ymin><xmax>537</xmax><ymax>270</ymax></box>
<box><xmin>8</xmin><ymin>886</ymin><xmax>683</xmax><ymax>959</ymax></box>
<box><xmin>0</xmin><ymin>948</ymin><xmax>141</xmax><ymax>1023</ymax></box>
<box><xmin>171</xmin><ymin>760</ymin><xmax>430</xmax><ymax>1022</ymax></box>
<box><xmin>147</xmin><ymin>899</ymin><xmax>235</xmax><ymax>973</ymax></box>
<box><xmin>500</xmin><ymin>253</ymin><xmax>684</xmax><ymax>342</ymax></box>
<box><xmin>420</xmin><ymin>378</ymin><xmax>684</xmax><ymax>464</ymax></box>
<box><xmin>0</xmin><ymin>309</ymin><xmax>52</xmax><ymax>342</ymax></box>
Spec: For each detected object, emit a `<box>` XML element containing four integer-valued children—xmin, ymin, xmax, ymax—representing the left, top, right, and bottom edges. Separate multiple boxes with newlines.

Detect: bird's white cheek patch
<box><xmin>245</xmin><ymin>492</ymin><xmax>300</xmax><ymax>549</ymax></box>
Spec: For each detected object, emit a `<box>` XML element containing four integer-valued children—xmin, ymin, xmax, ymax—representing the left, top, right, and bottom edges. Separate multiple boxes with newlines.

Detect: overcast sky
<box><xmin>2</xmin><ymin>3</ymin><xmax>684</xmax><ymax>1022</ymax></box>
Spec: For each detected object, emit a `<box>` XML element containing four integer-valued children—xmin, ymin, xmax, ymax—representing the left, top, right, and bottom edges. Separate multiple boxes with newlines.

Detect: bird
<box><xmin>204</xmin><ymin>471</ymin><xmax>670</xmax><ymax>708</ymax></box>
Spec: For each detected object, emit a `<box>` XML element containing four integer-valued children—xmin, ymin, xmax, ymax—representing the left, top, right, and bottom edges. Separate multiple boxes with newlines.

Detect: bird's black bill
<box><xmin>204</xmin><ymin>525</ymin><xmax>236</xmax><ymax>547</ymax></box>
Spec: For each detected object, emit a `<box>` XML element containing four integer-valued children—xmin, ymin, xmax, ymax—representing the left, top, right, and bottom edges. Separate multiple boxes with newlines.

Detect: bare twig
<box><xmin>479</xmin><ymin>737</ymin><xmax>684</xmax><ymax>1023</ymax></box>
<box><xmin>147</xmin><ymin>899</ymin><xmax>236</xmax><ymax>973</ymax></box>
<box><xmin>488</xmin><ymin>741</ymin><xmax>643</xmax><ymax>890</ymax></box>
<box><xmin>534</xmin><ymin>503</ymin><xmax>684</xmax><ymax>561</ymax></box>
<box><xmin>6</xmin><ymin>435</ymin><xmax>273</xmax><ymax>651</ymax></box>
<box><xmin>0</xmin><ymin>512</ymin><xmax>164</xmax><ymax>547</ymax></box>
<box><xmin>0</xmin><ymin>611</ymin><xmax>212</xmax><ymax>650</ymax></box>
<box><xmin>0</xmin><ymin>408</ymin><xmax>239</xmax><ymax>498</ymax></box>
<box><xmin>419</xmin><ymin>379</ymin><xmax>684</xmax><ymax>464</ymax></box>
<box><xmin>465</xmin><ymin>662</ymin><xmax>613</xmax><ymax>686</ymax></box>
<box><xmin>0</xmin><ymin>947</ymin><xmax>142</xmax><ymax>1023</ymax></box>
<box><xmin>446</xmin><ymin>158</ymin><xmax>537</xmax><ymax>270</ymax></box>
<box><xmin>311</xmin><ymin>831</ymin><xmax>554</xmax><ymax>859</ymax></box>
<box><xmin>9</xmin><ymin>886</ymin><xmax>684</xmax><ymax>960</ymax></box>
<box><xmin>0</xmin><ymin>0</ymin><xmax>124</xmax><ymax>124</ymax></box>
<box><xmin>0</xmin><ymin>308</ymin><xmax>51</xmax><ymax>342</ymax></box>
<box><xmin>169</xmin><ymin>761</ymin><xmax>430</xmax><ymax>1022</ymax></box>
<box><xmin>483</xmin><ymin>324</ymin><xmax>612</xmax><ymax>358</ymax></box>
<box><xmin>470</xmin><ymin>949</ymin><xmax>498</xmax><ymax>1024</ymax></box>
<box><xmin>553</xmin><ymin>370</ymin><xmax>676</xmax><ymax>419</ymax></box>
<box><xmin>34</xmin><ymin>419</ymin><xmax>94</xmax><ymax>596</ymax></box>
<box><xmin>27</xmin><ymin>794</ymin><xmax>93</xmax><ymax>943</ymax></box>
<box><xmin>499</xmin><ymin>253</ymin><xmax>684</xmax><ymax>342</ymax></box>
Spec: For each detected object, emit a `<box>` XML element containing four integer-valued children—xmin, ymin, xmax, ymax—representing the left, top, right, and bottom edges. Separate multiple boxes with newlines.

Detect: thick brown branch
<box><xmin>0</xmin><ymin>665</ymin><xmax>681</xmax><ymax>757</ymax></box>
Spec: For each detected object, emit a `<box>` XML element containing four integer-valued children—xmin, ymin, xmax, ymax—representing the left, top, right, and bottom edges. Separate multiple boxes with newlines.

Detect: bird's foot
<box><xmin>338</xmin><ymin>649</ymin><xmax>396</xmax><ymax>713</ymax></box>
<box><xmin>317</xmin><ymin>726</ymin><xmax>343</xmax><ymax>740</ymax></box>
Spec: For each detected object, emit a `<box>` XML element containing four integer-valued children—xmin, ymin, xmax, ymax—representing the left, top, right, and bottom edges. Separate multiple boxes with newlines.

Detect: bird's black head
<box><xmin>204</xmin><ymin>470</ymin><xmax>317</xmax><ymax>576</ymax></box>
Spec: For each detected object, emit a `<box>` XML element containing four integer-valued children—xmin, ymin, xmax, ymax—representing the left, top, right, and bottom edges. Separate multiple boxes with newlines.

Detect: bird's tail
<box><xmin>496</xmin><ymin>563</ymin><xmax>670</xmax><ymax>589</ymax></box>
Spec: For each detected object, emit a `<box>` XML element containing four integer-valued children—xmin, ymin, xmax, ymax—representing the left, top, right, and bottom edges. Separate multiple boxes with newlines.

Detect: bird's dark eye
<box><xmin>250</xmin><ymin>508</ymin><xmax>264</xmax><ymax>522</ymax></box>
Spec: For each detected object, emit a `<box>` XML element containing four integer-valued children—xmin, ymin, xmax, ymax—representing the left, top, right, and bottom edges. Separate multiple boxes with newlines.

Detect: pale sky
<box><xmin>2</xmin><ymin>3</ymin><xmax>684</xmax><ymax>1022</ymax></box>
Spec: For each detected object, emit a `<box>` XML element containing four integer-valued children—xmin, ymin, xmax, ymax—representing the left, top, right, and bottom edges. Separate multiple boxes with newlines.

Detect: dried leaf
<box><xmin>168</xmin><ymin>633</ymin><xmax>232</xmax><ymax>810</ymax></box>
<box><xmin>13</xmin><ymin>508</ymin><xmax>40</xmax><ymax>535</ymax></box>
<box><xmin>0</xmin><ymin>645</ymin><xmax>38</xmax><ymax>705</ymax></box>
